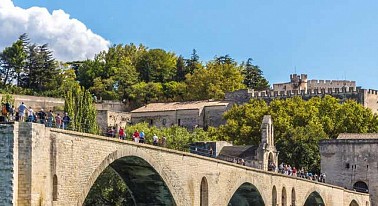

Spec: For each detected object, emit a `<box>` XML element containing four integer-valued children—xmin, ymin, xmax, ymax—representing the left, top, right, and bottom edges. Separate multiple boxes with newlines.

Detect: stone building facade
<box><xmin>319</xmin><ymin>133</ymin><xmax>378</xmax><ymax>206</ymax></box>
<box><xmin>225</xmin><ymin>74</ymin><xmax>378</xmax><ymax>113</ymax></box>
<box><xmin>96</xmin><ymin>110</ymin><xmax>131</xmax><ymax>133</ymax></box>
<box><xmin>130</xmin><ymin>100</ymin><xmax>232</xmax><ymax>129</ymax></box>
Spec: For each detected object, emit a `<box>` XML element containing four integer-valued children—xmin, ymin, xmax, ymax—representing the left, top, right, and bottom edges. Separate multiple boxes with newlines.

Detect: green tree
<box><xmin>24</xmin><ymin>44</ymin><xmax>59</xmax><ymax>91</ymax></box>
<box><xmin>162</xmin><ymin>81</ymin><xmax>187</xmax><ymax>101</ymax></box>
<box><xmin>175</xmin><ymin>55</ymin><xmax>186</xmax><ymax>81</ymax></box>
<box><xmin>64</xmin><ymin>85</ymin><xmax>99</xmax><ymax>134</ymax></box>
<box><xmin>127</xmin><ymin>82</ymin><xmax>164</xmax><ymax>109</ymax></box>
<box><xmin>242</xmin><ymin>58</ymin><xmax>269</xmax><ymax>90</ymax></box>
<box><xmin>76</xmin><ymin>44</ymin><xmax>142</xmax><ymax>101</ymax></box>
<box><xmin>186</xmin><ymin>49</ymin><xmax>202</xmax><ymax>75</ymax></box>
<box><xmin>136</xmin><ymin>49</ymin><xmax>177</xmax><ymax>83</ymax></box>
<box><xmin>186</xmin><ymin>55</ymin><xmax>245</xmax><ymax>100</ymax></box>
<box><xmin>0</xmin><ymin>37</ymin><xmax>27</xmax><ymax>86</ymax></box>
<box><xmin>216</xmin><ymin>96</ymin><xmax>378</xmax><ymax>172</ymax></box>
<box><xmin>84</xmin><ymin>167</ymin><xmax>134</xmax><ymax>206</ymax></box>
<box><xmin>218</xmin><ymin>99</ymin><xmax>269</xmax><ymax>145</ymax></box>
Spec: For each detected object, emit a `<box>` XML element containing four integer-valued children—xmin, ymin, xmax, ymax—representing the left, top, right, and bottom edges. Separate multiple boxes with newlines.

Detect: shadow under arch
<box><xmin>200</xmin><ymin>177</ymin><xmax>209</xmax><ymax>206</ymax></box>
<box><xmin>228</xmin><ymin>182</ymin><xmax>264</xmax><ymax>206</ymax></box>
<box><xmin>272</xmin><ymin>186</ymin><xmax>277</xmax><ymax>206</ymax></box>
<box><xmin>350</xmin><ymin>199</ymin><xmax>359</xmax><ymax>206</ymax></box>
<box><xmin>353</xmin><ymin>181</ymin><xmax>369</xmax><ymax>193</ymax></box>
<box><xmin>78</xmin><ymin>151</ymin><xmax>176</xmax><ymax>206</ymax></box>
<box><xmin>304</xmin><ymin>191</ymin><xmax>325</xmax><ymax>206</ymax></box>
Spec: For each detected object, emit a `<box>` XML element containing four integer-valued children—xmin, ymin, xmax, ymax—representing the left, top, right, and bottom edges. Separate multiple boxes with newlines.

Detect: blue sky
<box><xmin>7</xmin><ymin>0</ymin><xmax>378</xmax><ymax>89</ymax></box>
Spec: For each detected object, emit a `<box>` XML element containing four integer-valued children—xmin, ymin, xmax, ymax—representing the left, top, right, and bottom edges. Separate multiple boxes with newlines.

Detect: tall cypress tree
<box><xmin>64</xmin><ymin>85</ymin><xmax>99</xmax><ymax>134</ymax></box>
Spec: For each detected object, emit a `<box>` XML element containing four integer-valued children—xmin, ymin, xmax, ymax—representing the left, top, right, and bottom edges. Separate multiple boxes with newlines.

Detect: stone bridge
<box><xmin>0</xmin><ymin>122</ymin><xmax>370</xmax><ymax>206</ymax></box>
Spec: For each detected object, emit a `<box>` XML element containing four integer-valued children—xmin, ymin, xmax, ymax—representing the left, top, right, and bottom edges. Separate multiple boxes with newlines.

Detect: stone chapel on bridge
<box><xmin>190</xmin><ymin>115</ymin><xmax>279</xmax><ymax>171</ymax></box>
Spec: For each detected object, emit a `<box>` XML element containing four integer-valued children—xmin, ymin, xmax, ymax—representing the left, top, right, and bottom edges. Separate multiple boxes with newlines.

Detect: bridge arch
<box><xmin>281</xmin><ymin>186</ymin><xmax>287</xmax><ymax>206</ymax></box>
<box><xmin>272</xmin><ymin>185</ymin><xmax>277</xmax><ymax>206</ymax></box>
<box><xmin>350</xmin><ymin>199</ymin><xmax>359</xmax><ymax>206</ymax></box>
<box><xmin>303</xmin><ymin>191</ymin><xmax>325</xmax><ymax>206</ymax></box>
<box><xmin>227</xmin><ymin>182</ymin><xmax>265</xmax><ymax>206</ymax></box>
<box><xmin>291</xmin><ymin>187</ymin><xmax>296</xmax><ymax>206</ymax></box>
<box><xmin>200</xmin><ymin>177</ymin><xmax>209</xmax><ymax>206</ymax></box>
<box><xmin>76</xmin><ymin>150</ymin><xmax>181</xmax><ymax>206</ymax></box>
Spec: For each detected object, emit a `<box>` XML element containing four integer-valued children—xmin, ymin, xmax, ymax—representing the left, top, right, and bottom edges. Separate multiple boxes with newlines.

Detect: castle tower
<box><xmin>258</xmin><ymin>115</ymin><xmax>278</xmax><ymax>171</ymax></box>
<box><xmin>289</xmin><ymin>73</ymin><xmax>308</xmax><ymax>91</ymax></box>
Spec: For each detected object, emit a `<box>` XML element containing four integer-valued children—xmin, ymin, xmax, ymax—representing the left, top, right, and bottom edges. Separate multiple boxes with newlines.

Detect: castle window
<box><xmin>345</xmin><ymin>163</ymin><xmax>350</xmax><ymax>169</ymax></box>
<box><xmin>162</xmin><ymin>119</ymin><xmax>166</xmax><ymax>126</ymax></box>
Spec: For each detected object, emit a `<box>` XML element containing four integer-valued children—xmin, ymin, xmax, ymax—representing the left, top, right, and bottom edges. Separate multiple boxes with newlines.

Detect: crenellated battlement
<box><xmin>368</xmin><ymin>89</ymin><xmax>378</xmax><ymax>95</ymax></box>
<box><xmin>307</xmin><ymin>80</ymin><xmax>356</xmax><ymax>89</ymax></box>
<box><xmin>226</xmin><ymin>73</ymin><xmax>378</xmax><ymax>114</ymax></box>
<box><xmin>249</xmin><ymin>87</ymin><xmax>360</xmax><ymax>98</ymax></box>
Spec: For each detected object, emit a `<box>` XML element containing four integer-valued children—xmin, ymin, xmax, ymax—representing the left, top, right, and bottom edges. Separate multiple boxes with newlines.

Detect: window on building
<box><xmin>178</xmin><ymin>119</ymin><xmax>181</xmax><ymax>126</ymax></box>
<box><xmin>162</xmin><ymin>119</ymin><xmax>166</xmax><ymax>126</ymax></box>
<box><xmin>149</xmin><ymin>119</ymin><xmax>153</xmax><ymax>126</ymax></box>
<box><xmin>346</xmin><ymin>163</ymin><xmax>350</xmax><ymax>169</ymax></box>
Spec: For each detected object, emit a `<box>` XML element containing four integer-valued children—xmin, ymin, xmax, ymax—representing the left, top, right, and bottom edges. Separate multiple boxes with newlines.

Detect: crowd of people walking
<box><xmin>106</xmin><ymin>127</ymin><xmax>167</xmax><ymax>147</ymax></box>
<box><xmin>1</xmin><ymin>102</ymin><xmax>71</xmax><ymax>129</ymax></box>
<box><xmin>274</xmin><ymin>162</ymin><xmax>326</xmax><ymax>182</ymax></box>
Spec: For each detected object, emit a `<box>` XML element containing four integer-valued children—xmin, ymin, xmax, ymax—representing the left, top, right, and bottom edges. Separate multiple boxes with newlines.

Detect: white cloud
<box><xmin>0</xmin><ymin>0</ymin><xmax>110</xmax><ymax>61</ymax></box>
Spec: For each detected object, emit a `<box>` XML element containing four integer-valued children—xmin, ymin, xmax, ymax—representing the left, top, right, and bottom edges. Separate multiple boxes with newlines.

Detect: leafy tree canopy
<box><xmin>216</xmin><ymin>96</ymin><xmax>378</xmax><ymax>172</ymax></box>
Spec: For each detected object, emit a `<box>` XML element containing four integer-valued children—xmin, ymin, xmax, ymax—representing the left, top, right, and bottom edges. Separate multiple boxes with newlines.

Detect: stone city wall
<box><xmin>225</xmin><ymin>88</ymin><xmax>378</xmax><ymax>114</ymax></box>
<box><xmin>0</xmin><ymin>94</ymin><xmax>64</xmax><ymax>111</ymax></box>
<box><xmin>307</xmin><ymin>80</ymin><xmax>356</xmax><ymax>90</ymax></box>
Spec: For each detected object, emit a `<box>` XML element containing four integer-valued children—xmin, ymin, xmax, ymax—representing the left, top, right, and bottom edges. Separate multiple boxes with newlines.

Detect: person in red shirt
<box><xmin>133</xmin><ymin>130</ymin><xmax>140</xmax><ymax>142</ymax></box>
<box><xmin>119</xmin><ymin>128</ymin><xmax>125</xmax><ymax>140</ymax></box>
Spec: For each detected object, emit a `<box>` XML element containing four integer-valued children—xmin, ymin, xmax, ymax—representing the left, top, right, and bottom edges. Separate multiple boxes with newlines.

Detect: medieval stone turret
<box><xmin>257</xmin><ymin>115</ymin><xmax>278</xmax><ymax>171</ymax></box>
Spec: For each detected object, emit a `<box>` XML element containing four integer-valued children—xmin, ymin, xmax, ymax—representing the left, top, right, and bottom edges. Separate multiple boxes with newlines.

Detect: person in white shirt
<box><xmin>27</xmin><ymin>107</ymin><xmax>34</xmax><ymax>122</ymax></box>
<box><xmin>18</xmin><ymin>102</ymin><xmax>27</xmax><ymax>122</ymax></box>
<box><xmin>153</xmin><ymin>134</ymin><xmax>159</xmax><ymax>146</ymax></box>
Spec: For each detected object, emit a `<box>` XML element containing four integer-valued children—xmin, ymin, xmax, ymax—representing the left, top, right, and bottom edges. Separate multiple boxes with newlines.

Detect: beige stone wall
<box><xmin>363</xmin><ymin>90</ymin><xmax>378</xmax><ymax>114</ymax></box>
<box><xmin>5</xmin><ymin>123</ymin><xmax>369</xmax><ymax>206</ymax></box>
<box><xmin>176</xmin><ymin>109</ymin><xmax>200</xmax><ymax>128</ymax></box>
<box><xmin>320</xmin><ymin>139</ymin><xmax>378</xmax><ymax>206</ymax></box>
<box><xmin>131</xmin><ymin>106</ymin><xmax>229</xmax><ymax>129</ymax></box>
<box><xmin>203</xmin><ymin>105</ymin><xmax>228</xmax><ymax>127</ymax></box>
<box><xmin>96</xmin><ymin>110</ymin><xmax>131</xmax><ymax>133</ymax></box>
<box><xmin>131</xmin><ymin>110</ymin><xmax>177</xmax><ymax>127</ymax></box>
<box><xmin>95</xmin><ymin>100</ymin><xmax>127</xmax><ymax>112</ymax></box>
<box><xmin>0</xmin><ymin>94</ymin><xmax>64</xmax><ymax>111</ymax></box>
<box><xmin>132</xmin><ymin>109</ymin><xmax>204</xmax><ymax>129</ymax></box>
